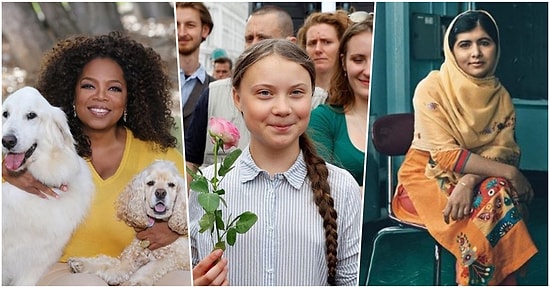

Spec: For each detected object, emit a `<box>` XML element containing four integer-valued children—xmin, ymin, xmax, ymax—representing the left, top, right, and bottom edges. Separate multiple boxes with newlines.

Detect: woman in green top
<box><xmin>307</xmin><ymin>15</ymin><xmax>373</xmax><ymax>185</ymax></box>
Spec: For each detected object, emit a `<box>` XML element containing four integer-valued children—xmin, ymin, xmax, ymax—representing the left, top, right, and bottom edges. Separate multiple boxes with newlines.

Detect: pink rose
<box><xmin>208</xmin><ymin>117</ymin><xmax>240</xmax><ymax>150</ymax></box>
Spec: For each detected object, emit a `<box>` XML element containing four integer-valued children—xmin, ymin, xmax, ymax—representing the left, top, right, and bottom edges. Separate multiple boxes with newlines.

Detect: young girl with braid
<box><xmin>188</xmin><ymin>39</ymin><xmax>361</xmax><ymax>286</ymax></box>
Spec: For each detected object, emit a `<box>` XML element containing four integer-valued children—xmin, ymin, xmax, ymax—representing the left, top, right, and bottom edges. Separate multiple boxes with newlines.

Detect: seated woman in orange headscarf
<box><xmin>393</xmin><ymin>10</ymin><xmax>537</xmax><ymax>286</ymax></box>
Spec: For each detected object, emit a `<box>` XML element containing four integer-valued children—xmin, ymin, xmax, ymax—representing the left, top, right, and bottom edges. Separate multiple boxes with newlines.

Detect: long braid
<box><xmin>300</xmin><ymin>134</ymin><xmax>338</xmax><ymax>285</ymax></box>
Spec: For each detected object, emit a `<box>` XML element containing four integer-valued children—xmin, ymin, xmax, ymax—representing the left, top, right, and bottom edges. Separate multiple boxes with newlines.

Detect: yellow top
<box><xmin>60</xmin><ymin>128</ymin><xmax>184</xmax><ymax>261</ymax></box>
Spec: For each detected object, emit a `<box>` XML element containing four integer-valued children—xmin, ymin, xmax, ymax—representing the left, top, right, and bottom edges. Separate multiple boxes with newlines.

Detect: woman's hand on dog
<box><xmin>135</xmin><ymin>221</ymin><xmax>179</xmax><ymax>250</ymax></box>
<box><xmin>193</xmin><ymin>249</ymin><xmax>229</xmax><ymax>286</ymax></box>
<box><xmin>2</xmin><ymin>164</ymin><xmax>67</xmax><ymax>199</ymax></box>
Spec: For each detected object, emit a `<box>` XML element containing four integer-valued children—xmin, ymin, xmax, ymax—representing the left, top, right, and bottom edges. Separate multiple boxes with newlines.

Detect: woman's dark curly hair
<box><xmin>35</xmin><ymin>31</ymin><xmax>177</xmax><ymax>158</ymax></box>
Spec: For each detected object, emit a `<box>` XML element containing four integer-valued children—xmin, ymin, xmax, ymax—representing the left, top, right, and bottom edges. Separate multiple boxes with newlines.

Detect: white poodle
<box><xmin>2</xmin><ymin>86</ymin><xmax>95</xmax><ymax>285</ymax></box>
<box><xmin>67</xmin><ymin>160</ymin><xmax>190</xmax><ymax>285</ymax></box>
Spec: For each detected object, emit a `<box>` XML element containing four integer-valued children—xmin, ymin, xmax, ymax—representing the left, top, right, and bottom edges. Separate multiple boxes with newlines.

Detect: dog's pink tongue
<box><xmin>155</xmin><ymin>203</ymin><xmax>166</xmax><ymax>213</ymax></box>
<box><xmin>4</xmin><ymin>153</ymin><xmax>25</xmax><ymax>171</ymax></box>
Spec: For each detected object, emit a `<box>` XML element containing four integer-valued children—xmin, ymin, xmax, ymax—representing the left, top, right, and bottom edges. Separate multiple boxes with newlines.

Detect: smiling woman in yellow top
<box><xmin>2</xmin><ymin>32</ymin><xmax>188</xmax><ymax>285</ymax></box>
<box><xmin>393</xmin><ymin>10</ymin><xmax>537</xmax><ymax>285</ymax></box>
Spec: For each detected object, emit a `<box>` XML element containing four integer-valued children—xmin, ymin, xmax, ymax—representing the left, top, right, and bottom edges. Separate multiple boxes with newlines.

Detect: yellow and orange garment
<box><xmin>393</xmin><ymin>10</ymin><xmax>537</xmax><ymax>285</ymax></box>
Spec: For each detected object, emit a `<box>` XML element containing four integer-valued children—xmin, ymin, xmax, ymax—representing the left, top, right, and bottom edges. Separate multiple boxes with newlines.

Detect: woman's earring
<box><xmin>123</xmin><ymin>109</ymin><xmax>127</xmax><ymax>122</ymax></box>
<box><xmin>73</xmin><ymin>104</ymin><xmax>77</xmax><ymax>118</ymax></box>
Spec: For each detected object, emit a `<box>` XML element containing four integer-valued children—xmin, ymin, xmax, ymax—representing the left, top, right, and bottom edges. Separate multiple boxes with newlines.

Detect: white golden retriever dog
<box><xmin>68</xmin><ymin>160</ymin><xmax>190</xmax><ymax>285</ymax></box>
<box><xmin>2</xmin><ymin>86</ymin><xmax>95</xmax><ymax>286</ymax></box>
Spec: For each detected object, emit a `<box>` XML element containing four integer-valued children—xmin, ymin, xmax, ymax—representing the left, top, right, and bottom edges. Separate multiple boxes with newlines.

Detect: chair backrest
<box><xmin>372</xmin><ymin>113</ymin><xmax>415</xmax><ymax>156</ymax></box>
<box><xmin>371</xmin><ymin>113</ymin><xmax>414</xmax><ymax>218</ymax></box>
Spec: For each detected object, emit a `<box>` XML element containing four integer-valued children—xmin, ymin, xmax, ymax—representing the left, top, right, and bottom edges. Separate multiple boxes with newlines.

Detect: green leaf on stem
<box><xmin>214</xmin><ymin>188</ymin><xmax>225</xmax><ymax>196</ymax></box>
<box><xmin>227</xmin><ymin>228</ymin><xmax>237</xmax><ymax>245</ymax></box>
<box><xmin>218</xmin><ymin>149</ymin><xmax>242</xmax><ymax>176</ymax></box>
<box><xmin>198</xmin><ymin>193</ymin><xmax>220</xmax><ymax>213</ymax></box>
<box><xmin>198</xmin><ymin>213</ymin><xmax>215</xmax><ymax>233</ymax></box>
<box><xmin>235</xmin><ymin>211</ymin><xmax>258</xmax><ymax>233</ymax></box>
<box><xmin>190</xmin><ymin>177</ymin><xmax>209</xmax><ymax>193</ymax></box>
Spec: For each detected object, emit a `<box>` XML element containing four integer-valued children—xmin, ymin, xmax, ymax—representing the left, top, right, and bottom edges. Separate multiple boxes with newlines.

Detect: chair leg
<box><xmin>365</xmin><ymin>232</ymin><xmax>383</xmax><ymax>285</ymax></box>
<box><xmin>366</xmin><ymin>226</ymin><xmax>426</xmax><ymax>285</ymax></box>
<box><xmin>433</xmin><ymin>242</ymin><xmax>442</xmax><ymax>285</ymax></box>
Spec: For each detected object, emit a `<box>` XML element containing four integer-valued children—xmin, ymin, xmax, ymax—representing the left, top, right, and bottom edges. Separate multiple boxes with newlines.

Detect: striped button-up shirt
<box><xmin>189</xmin><ymin>147</ymin><xmax>361</xmax><ymax>286</ymax></box>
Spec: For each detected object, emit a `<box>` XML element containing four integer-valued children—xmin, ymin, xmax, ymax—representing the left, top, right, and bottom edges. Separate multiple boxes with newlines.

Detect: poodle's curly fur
<box><xmin>67</xmin><ymin>160</ymin><xmax>190</xmax><ymax>285</ymax></box>
<box><xmin>35</xmin><ymin>31</ymin><xmax>178</xmax><ymax>158</ymax></box>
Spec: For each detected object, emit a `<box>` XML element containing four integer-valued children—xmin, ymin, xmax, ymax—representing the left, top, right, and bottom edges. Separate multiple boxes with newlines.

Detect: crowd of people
<box><xmin>182</xmin><ymin>4</ymin><xmax>371</xmax><ymax>190</ymax></box>
<box><xmin>180</xmin><ymin>3</ymin><xmax>372</xmax><ymax>286</ymax></box>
